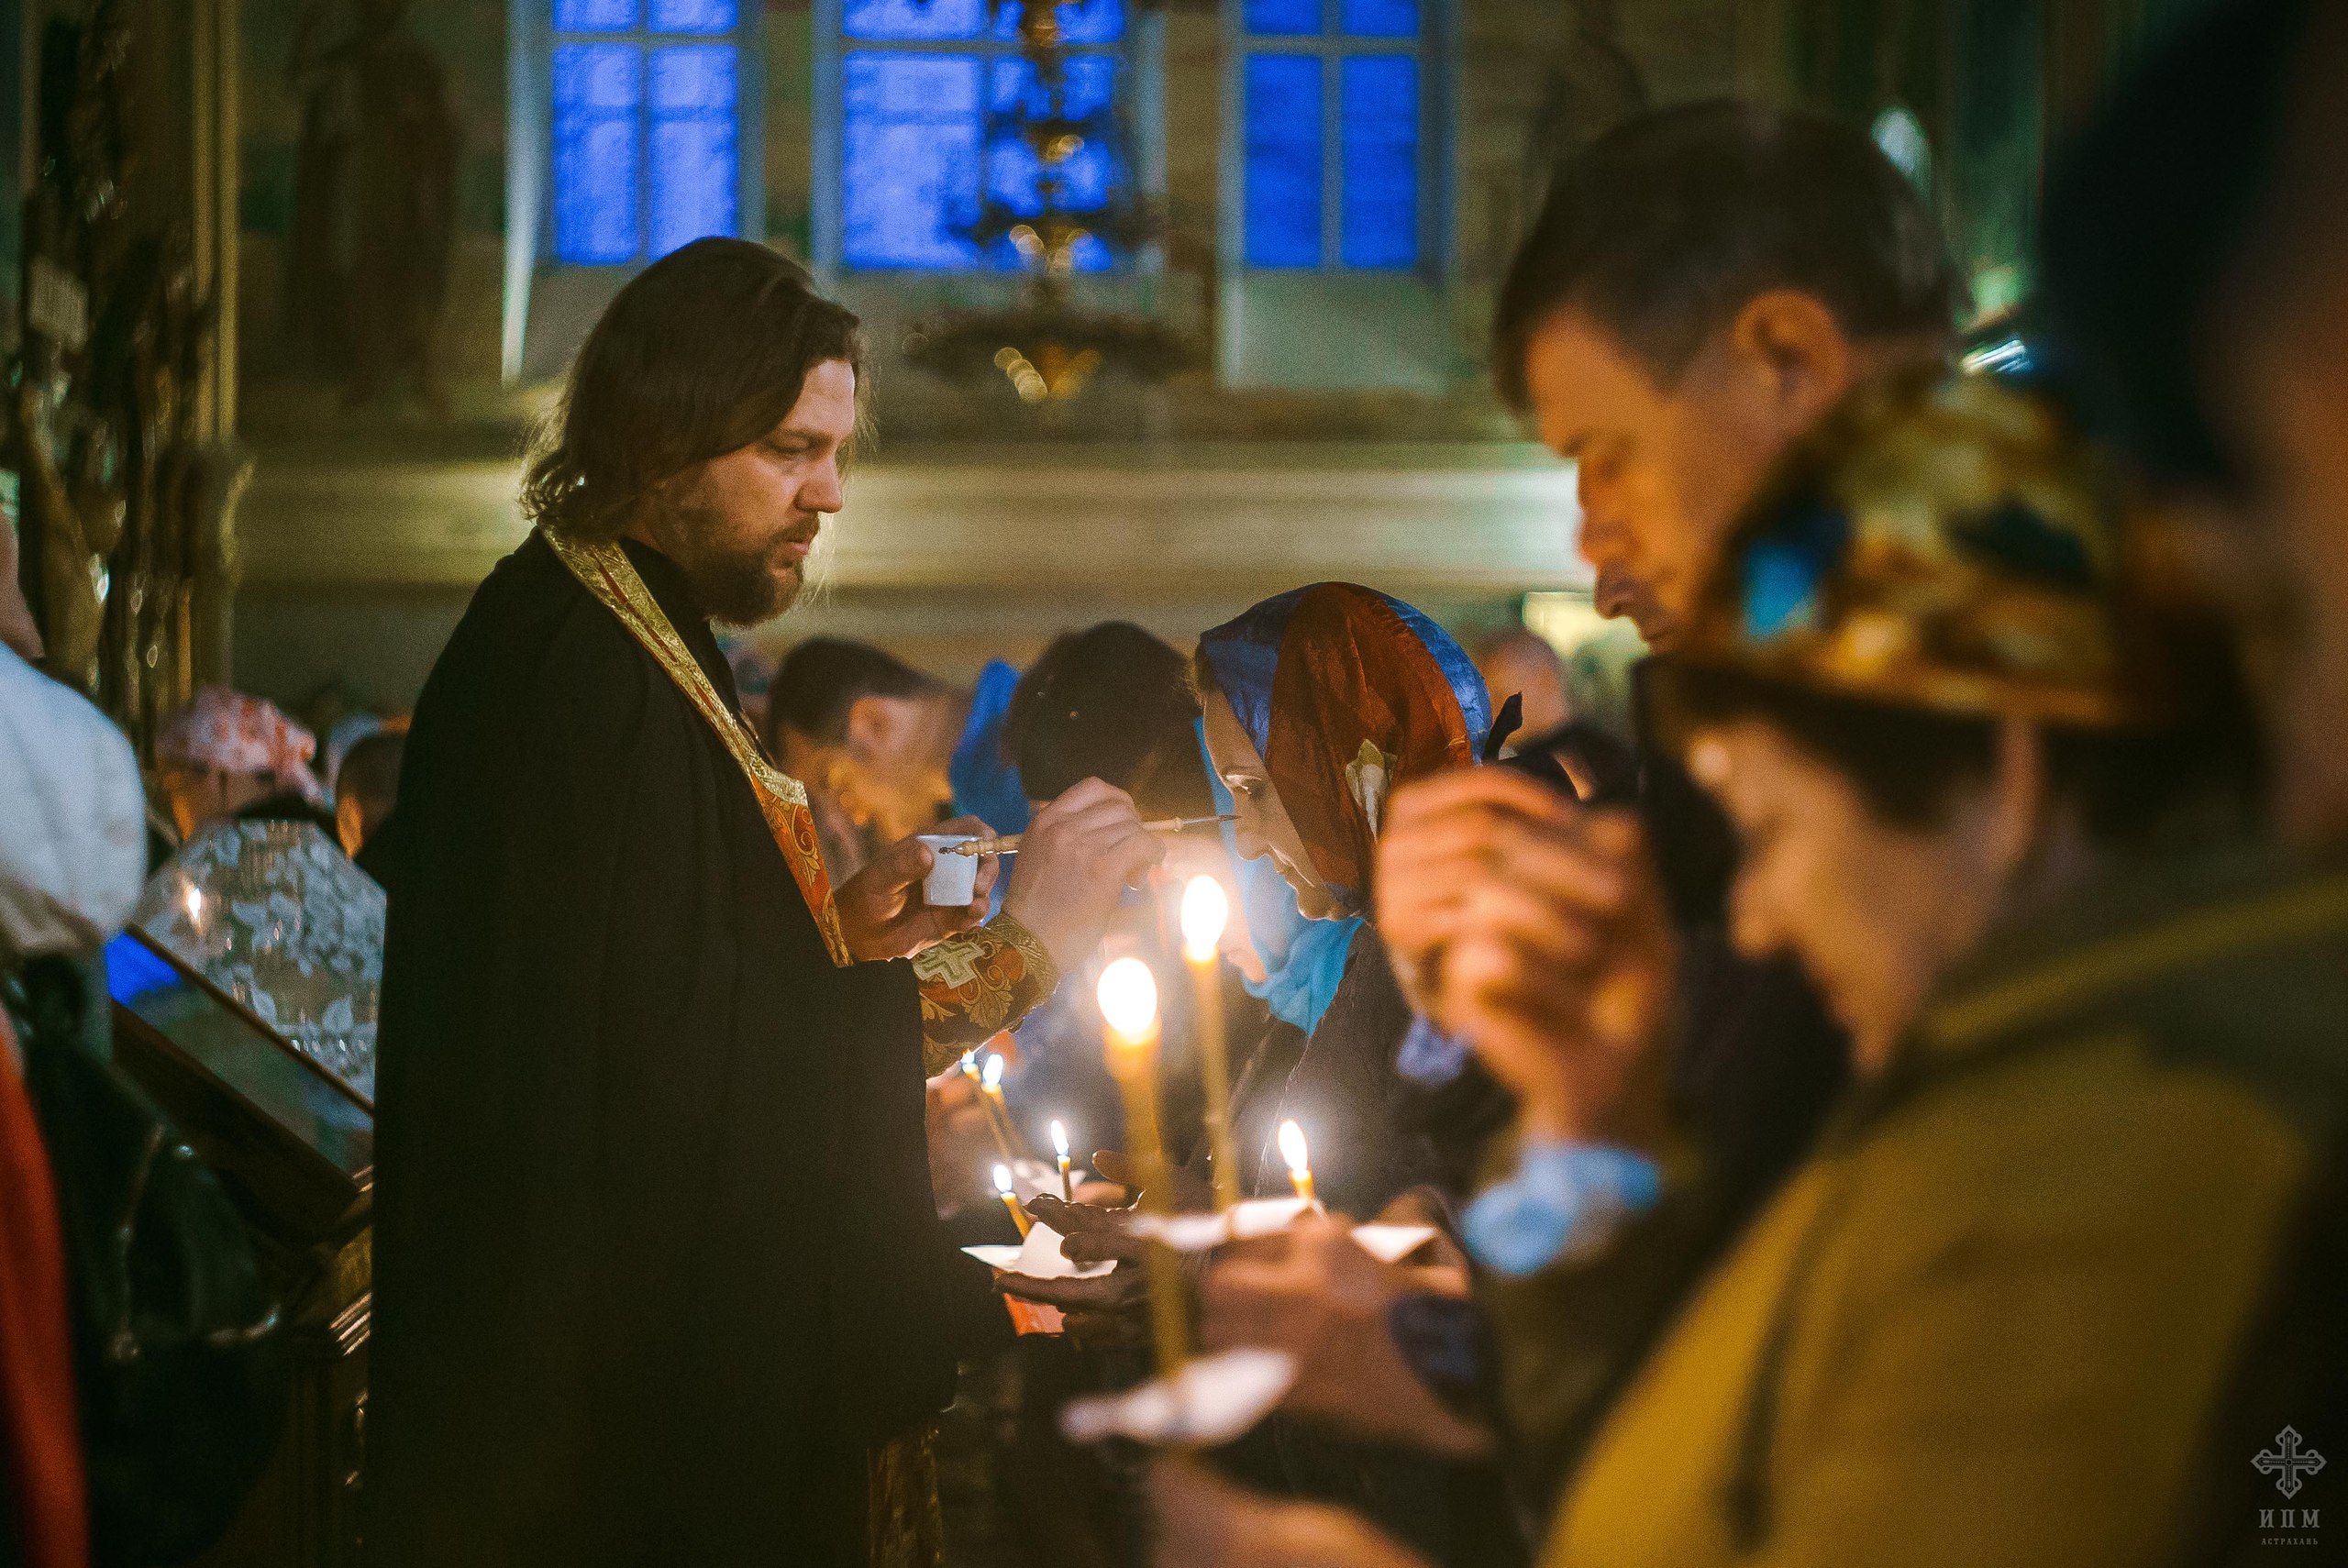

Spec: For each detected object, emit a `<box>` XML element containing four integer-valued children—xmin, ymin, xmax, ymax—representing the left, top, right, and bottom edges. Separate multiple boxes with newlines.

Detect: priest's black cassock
<box><xmin>369</xmin><ymin>533</ymin><xmax>1012</xmax><ymax>1566</ymax></box>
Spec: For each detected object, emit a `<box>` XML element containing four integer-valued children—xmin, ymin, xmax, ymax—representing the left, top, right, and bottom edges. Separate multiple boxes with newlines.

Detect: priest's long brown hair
<box><xmin>521</xmin><ymin>237</ymin><xmax>866</xmax><ymax>544</ymax></box>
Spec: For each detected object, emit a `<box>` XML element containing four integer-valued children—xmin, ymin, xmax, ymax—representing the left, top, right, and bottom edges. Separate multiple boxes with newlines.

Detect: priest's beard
<box><xmin>641</xmin><ymin>478</ymin><xmax>814</xmax><ymax>629</ymax></box>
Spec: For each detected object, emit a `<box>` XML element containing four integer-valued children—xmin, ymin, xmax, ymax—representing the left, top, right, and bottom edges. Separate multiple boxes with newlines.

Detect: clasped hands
<box><xmin>1375</xmin><ymin>768</ymin><xmax>1678</xmax><ymax>1143</ymax></box>
<box><xmin>833</xmin><ymin>778</ymin><xmax>1165</xmax><ymax>966</ymax></box>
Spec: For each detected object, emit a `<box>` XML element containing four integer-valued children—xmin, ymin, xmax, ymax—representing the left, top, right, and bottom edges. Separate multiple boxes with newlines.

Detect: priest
<box><xmin>367</xmin><ymin>238</ymin><xmax>1162</xmax><ymax>1568</ymax></box>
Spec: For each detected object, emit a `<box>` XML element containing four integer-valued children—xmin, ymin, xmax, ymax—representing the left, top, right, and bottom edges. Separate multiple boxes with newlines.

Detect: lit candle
<box><xmin>1180</xmin><ymin>876</ymin><xmax>1241</xmax><ymax>1212</ymax></box>
<box><xmin>1099</xmin><ymin>957</ymin><xmax>1190</xmax><ymax>1373</ymax></box>
<box><xmin>993</xmin><ymin>1163</ymin><xmax>1032</xmax><ymax>1238</ymax></box>
<box><xmin>962</xmin><ymin>1049</ymin><xmax>1017</xmax><ymax>1166</ymax></box>
<box><xmin>1278</xmin><ymin>1120</ymin><xmax>1315</xmax><ymax>1205</ymax></box>
<box><xmin>980</xmin><ymin>1051</ymin><xmax>1033</xmax><ymax>1160</ymax></box>
<box><xmin>1050</xmin><ymin>1118</ymin><xmax>1074</xmax><ymax>1202</ymax></box>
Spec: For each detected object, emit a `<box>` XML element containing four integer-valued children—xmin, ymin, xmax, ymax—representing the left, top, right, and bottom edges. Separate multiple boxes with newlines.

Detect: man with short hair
<box><xmin>370</xmin><ymin>239</ymin><xmax>1160</xmax><ymax>1567</ymax></box>
<box><xmin>1386</xmin><ymin>96</ymin><xmax>1959</xmax><ymax>1507</ymax></box>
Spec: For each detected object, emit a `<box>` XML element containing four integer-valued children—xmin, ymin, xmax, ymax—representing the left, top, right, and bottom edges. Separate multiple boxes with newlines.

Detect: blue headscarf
<box><xmin>1195</xmin><ymin>583</ymin><xmax>1491</xmax><ymax>911</ymax></box>
<box><xmin>1201</xmin><ymin>722</ymin><xmax>1362</xmax><ymax>1035</ymax></box>
<box><xmin>948</xmin><ymin>659</ymin><xmax>1031</xmax><ymax>836</ymax></box>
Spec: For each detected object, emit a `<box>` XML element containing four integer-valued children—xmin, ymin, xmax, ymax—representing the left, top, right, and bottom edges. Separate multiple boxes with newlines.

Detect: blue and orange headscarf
<box><xmin>1197</xmin><ymin>583</ymin><xmax>1491</xmax><ymax>912</ymax></box>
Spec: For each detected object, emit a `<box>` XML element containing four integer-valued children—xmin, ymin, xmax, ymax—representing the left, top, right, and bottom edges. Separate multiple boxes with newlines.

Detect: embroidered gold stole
<box><xmin>542</xmin><ymin>528</ymin><xmax>855</xmax><ymax>966</ymax></box>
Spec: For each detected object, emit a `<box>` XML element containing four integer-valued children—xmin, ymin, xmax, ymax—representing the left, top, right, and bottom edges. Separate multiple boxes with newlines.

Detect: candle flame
<box><xmin>993</xmin><ymin>1163</ymin><xmax>1015</xmax><ymax>1196</ymax></box>
<box><xmin>959</xmin><ymin>1051</ymin><xmax>980</xmax><ymax>1077</ymax></box>
<box><xmin>1050</xmin><ymin>1119</ymin><xmax>1070</xmax><ymax>1159</ymax></box>
<box><xmin>183</xmin><ymin>883</ymin><xmax>204</xmax><ymax>923</ymax></box>
<box><xmin>1278</xmin><ymin>1119</ymin><xmax>1311</xmax><ymax>1178</ymax></box>
<box><xmin>1097</xmin><ymin>956</ymin><xmax>1159</xmax><ymax>1041</ymax></box>
<box><xmin>1180</xmin><ymin>875</ymin><xmax>1229</xmax><ymax>963</ymax></box>
<box><xmin>981</xmin><ymin>1052</ymin><xmax>1006</xmax><ymax>1090</ymax></box>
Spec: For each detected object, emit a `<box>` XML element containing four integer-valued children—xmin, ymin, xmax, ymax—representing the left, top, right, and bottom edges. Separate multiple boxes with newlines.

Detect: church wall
<box><xmin>218</xmin><ymin>0</ymin><xmax>2169</xmax><ymax>717</ymax></box>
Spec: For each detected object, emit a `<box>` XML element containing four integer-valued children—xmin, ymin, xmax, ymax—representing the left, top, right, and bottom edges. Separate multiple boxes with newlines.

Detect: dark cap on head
<box><xmin>1493</xmin><ymin>100</ymin><xmax>1964</xmax><ymax>407</ymax></box>
<box><xmin>521</xmin><ymin>237</ymin><xmax>864</xmax><ymax>543</ymax></box>
<box><xmin>1002</xmin><ymin>623</ymin><xmax>1210</xmax><ymax>817</ymax></box>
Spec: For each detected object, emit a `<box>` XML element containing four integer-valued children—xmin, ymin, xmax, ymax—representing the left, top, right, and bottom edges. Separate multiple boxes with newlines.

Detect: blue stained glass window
<box><xmin>551</xmin><ymin>1</ymin><xmax>743</xmax><ymax>266</ymax></box>
<box><xmin>844</xmin><ymin>0</ymin><xmax>986</xmax><ymax>40</ymax></box>
<box><xmin>1245</xmin><ymin>0</ymin><xmax>1321</xmax><ymax>35</ymax></box>
<box><xmin>837</xmin><ymin>0</ymin><xmax>1128</xmax><ymax>271</ymax></box>
<box><xmin>649</xmin><ymin>0</ymin><xmax>736</xmax><ymax>30</ymax></box>
<box><xmin>1245</xmin><ymin>54</ymin><xmax>1323</xmax><ymax>267</ymax></box>
<box><xmin>1338</xmin><ymin>0</ymin><xmax>1414</xmax><ymax>35</ymax></box>
<box><xmin>554</xmin><ymin>43</ymin><xmax>642</xmax><ymax>262</ymax></box>
<box><xmin>648</xmin><ymin>45</ymin><xmax>737</xmax><ymax>256</ymax></box>
<box><xmin>556</xmin><ymin>0</ymin><xmax>637</xmax><ymax>30</ymax></box>
<box><xmin>1339</xmin><ymin>54</ymin><xmax>1415</xmax><ymax>265</ymax></box>
<box><xmin>843</xmin><ymin>53</ymin><xmax>985</xmax><ymax>268</ymax></box>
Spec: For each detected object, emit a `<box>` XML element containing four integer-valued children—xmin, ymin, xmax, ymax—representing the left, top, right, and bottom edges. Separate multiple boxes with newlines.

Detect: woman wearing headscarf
<box><xmin>998</xmin><ymin>591</ymin><xmax>1522</xmax><ymax>1568</ymax></box>
<box><xmin>1191</xmin><ymin>581</ymin><xmax>1496</xmax><ymax>1217</ymax></box>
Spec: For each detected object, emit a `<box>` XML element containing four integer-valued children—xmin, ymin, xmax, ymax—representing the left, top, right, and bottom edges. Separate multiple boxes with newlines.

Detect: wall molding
<box><xmin>238</xmin><ymin>440</ymin><xmax>1588</xmax><ymax>599</ymax></box>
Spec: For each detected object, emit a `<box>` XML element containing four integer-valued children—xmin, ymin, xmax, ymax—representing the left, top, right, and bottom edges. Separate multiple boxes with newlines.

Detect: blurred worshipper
<box><xmin>989</xmin><ymin>623</ymin><xmax>1220</xmax><ymax>1189</ymax></box>
<box><xmin>319</xmin><ymin>709</ymin><xmax>382</xmax><ymax>798</ymax></box>
<box><xmin>152</xmin><ymin>687</ymin><xmax>334</xmax><ymax>839</ymax></box>
<box><xmin>1010</xmin><ymin>584</ymin><xmax>1517</xmax><ymax>1568</ymax></box>
<box><xmin>1004</xmin><ymin>622</ymin><xmax>1219</xmax><ymax>822</ymax></box>
<box><xmin>2038</xmin><ymin>0</ymin><xmax>2348</xmax><ymax>1552</ymax></box>
<box><xmin>1475</xmin><ymin>625</ymin><xmax>1638</xmax><ymax>801</ymax></box>
<box><xmin>0</xmin><ymin>615</ymin><xmax>144</xmax><ymax>1568</ymax></box>
<box><xmin>1473</xmin><ymin>627</ymin><xmax>1572</xmax><ymax>741</ymax></box>
<box><xmin>1352</xmin><ymin>372</ymin><xmax>2292</xmax><ymax>1568</ymax></box>
<box><xmin>720</xmin><ymin>635</ymin><xmax>777</xmax><ymax>737</ymax></box>
<box><xmin>333</xmin><ymin>720</ymin><xmax>407</xmax><ymax>860</ymax></box>
<box><xmin>136</xmin><ymin>692</ymin><xmax>387</xmax><ymax>1099</ymax></box>
<box><xmin>767</xmin><ymin>638</ymin><xmax>1031</xmax><ymax>882</ymax></box>
<box><xmin>368</xmin><ymin>238</ymin><xmax>1158</xmax><ymax>1568</ymax></box>
<box><xmin>1368</xmin><ymin>99</ymin><xmax>1957</xmax><ymax>1520</ymax></box>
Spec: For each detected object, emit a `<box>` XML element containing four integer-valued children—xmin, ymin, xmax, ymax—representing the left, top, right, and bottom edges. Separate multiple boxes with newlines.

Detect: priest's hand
<box><xmin>1375</xmin><ymin>770</ymin><xmax>1675</xmax><ymax>1143</ymax></box>
<box><xmin>1002</xmin><ymin>779</ymin><xmax>1165</xmax><ymax>973</ymax></box>
<box><xmin>836</xmin><ymin>815</ymin><xmax>1001</xmax><ymax>962</ymax></box>
<box><xmin>1148</xmin><ymin>1458</ymin><xmax>1435</xmax><ymax>1568</ymax></box>
<box><xmin>1199</xmin><ymin>1212</ymin><xmax>1494</xmax><ymax>1460</ymax></box>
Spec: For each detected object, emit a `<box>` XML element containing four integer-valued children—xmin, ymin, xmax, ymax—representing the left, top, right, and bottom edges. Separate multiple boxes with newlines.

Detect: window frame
<box><xmin>1217</xmin><ymin>0</ymin><xmax>1455</xmax><ymax>280</ymax></box>
<box><xmin>808</xmin><ymin>0</ymin><xmax>1166</xmax><ymax>279</ymax></box>
<box><xmin>526</xmin><ymin>0</ymin><xmax>768</xmax><ymax>271</ymax></box>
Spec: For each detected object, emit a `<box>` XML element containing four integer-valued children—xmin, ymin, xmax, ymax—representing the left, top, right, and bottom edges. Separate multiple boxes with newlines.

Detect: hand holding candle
<box><xmin>994</xmin><ymin>1163</ymin><xmax>1033</xmax><ymax>1237</ymax></box>
<box><xmin>1180</xmin><ymin>876</ymin><xmax>1241</xmax><ymax>1212</ymax></box>
<box><xmin>1050</xmin><ymin>1119</ymin><xmax>1074</xmax><ymax>1202</ymax></box>
<box><xmin>1100</xmin><ymin>957</ymin><xmax>1191</xmax><ymax>1374</ymax></box>
<box><xmin>1279</xmin><ymin>1120</ymin><xmax>1316</xmax><ymax>1205</ymax></box>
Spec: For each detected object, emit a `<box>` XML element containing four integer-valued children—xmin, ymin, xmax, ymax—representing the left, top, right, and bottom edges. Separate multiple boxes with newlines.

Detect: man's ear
<box><xmin>1727</xmin><ymin>290</ymin><xmax>1855</xmax><ymax>438</ymax></box>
